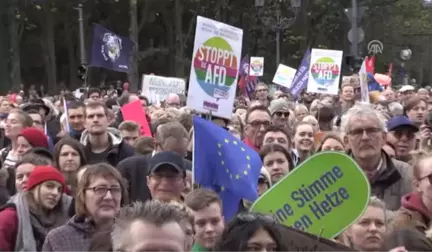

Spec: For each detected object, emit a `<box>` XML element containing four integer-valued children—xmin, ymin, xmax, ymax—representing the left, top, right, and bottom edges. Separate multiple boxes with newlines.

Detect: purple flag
<box><xmin>90</xmin><ymin>23</ymin><xmax>132</xmax><ymax>73</ymax></box>
<box><xmin>289</xmin><ymin>49</ymin><xmax>311</xmax><ymax>99</ymax></box>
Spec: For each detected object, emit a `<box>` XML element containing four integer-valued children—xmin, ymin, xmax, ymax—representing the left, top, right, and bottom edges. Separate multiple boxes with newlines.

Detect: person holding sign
<box><xmin>341</xmin><ymin>104</ymin><xmax>412</xmax><ymax>210</ymax></box>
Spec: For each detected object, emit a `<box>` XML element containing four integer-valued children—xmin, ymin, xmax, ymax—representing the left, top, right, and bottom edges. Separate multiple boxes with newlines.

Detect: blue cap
<box><xmin>387</xmin><ymin>116</ymin><xmax>418</xmax><ymax>132</ymax></box>
<box><xmin>149</xmin><ymin>151</ymin><xmax>186</xmax><ymax>175</ymax></box>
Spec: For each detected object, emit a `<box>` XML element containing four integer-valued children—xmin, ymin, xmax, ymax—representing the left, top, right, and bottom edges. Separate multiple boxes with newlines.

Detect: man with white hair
<box><xmin>418</xmin><ymin>88</ymin><xmax>429</xmax><ymax>100</ymax></box>
<box><xmin>341</xmin><ymin>104</ymin><xmax>412</xmax><ymax>210</ymax></box>
<box><xmin>165</xmin><ymin>93</ymin><xmax>181</xmax><ymax>108</ymax></box>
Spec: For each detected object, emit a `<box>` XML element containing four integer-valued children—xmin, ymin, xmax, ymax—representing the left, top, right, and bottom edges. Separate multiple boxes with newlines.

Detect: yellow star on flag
<box><xmin>224</xmin><ymin>139</ymin><xmax>229</xmax><ymax>143</ymax></box>
<box><xmin>235</xmin><ymin>174</ymin><xmax>240</xmax><ymax>179</ymax></box>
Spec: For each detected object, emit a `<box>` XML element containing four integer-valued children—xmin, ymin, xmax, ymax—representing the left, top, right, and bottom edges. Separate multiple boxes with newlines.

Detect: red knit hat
<box><xmin>26</xmin><ymin>166</ymin><xmax>66</xmax><ymax>193</ymax></box>
<box><xmin>19</xmin><ymin>127</ymin><xmax>49</xmax><ymax>148</ymax></box>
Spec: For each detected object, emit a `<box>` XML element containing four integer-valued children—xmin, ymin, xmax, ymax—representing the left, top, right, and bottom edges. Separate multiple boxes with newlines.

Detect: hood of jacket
<box><xmin>67</xmin><ymin>215</ymin><xmax>96</xmax><ymax>237</ymax></box>
<box><xmin>80</xmin><ymin>127</ymin><xmax>123</xmax><ymax>146</ymax></box>
<box><xmin>401</xmin><ymin>192</ymin><xmax>431</xmax><ymax>219</ymax></box>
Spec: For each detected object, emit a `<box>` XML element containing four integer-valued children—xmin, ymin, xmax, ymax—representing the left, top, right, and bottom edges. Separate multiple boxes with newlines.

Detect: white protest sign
<box><xmin>306</xmin><ymin>49</ymin><xmax>343</xmax><ymax>95</ymax></box>
<box><xmin>359</xmin><ymin>60</ymin><xmax>370</xmax><ymax>103</ymax></box>
<box><xmin>141</xmin><ymin>75</ymin><xmax>186</xmax><ymax>104</ymax></box>
<box><xmin>186</xmin><ymin>16</ymin><xmax>243</xmax><ymax>119</ymax></box>
<box><xmin>249</xmin><ymin>57</ymin><xmax>264</xmax><ymax>76</ymax></box>
<box><xmin>272</xmin><ymin>64</ymin><xmax>297</xmax><ymax>88</ymax></box>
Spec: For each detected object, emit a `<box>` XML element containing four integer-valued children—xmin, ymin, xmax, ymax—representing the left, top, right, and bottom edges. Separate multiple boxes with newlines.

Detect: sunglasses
<box><xmin>274</xmin><ymin>111</ymin><xmax>290</xmax><ymax>117</ymax></box>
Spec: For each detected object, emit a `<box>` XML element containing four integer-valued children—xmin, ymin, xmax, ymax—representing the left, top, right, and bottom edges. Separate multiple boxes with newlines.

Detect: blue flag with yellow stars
<box><xmin>193</xmin><ymin>116</ymin><xmax>262</xmax><ymax>220</ymax></box>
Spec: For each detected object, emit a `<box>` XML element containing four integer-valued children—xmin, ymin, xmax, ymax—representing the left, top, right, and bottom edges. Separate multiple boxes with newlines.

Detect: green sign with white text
<box><xmin>250</xmin><ymin>152</ymin><xmax>370</xmax><ymax>238</ymax></box>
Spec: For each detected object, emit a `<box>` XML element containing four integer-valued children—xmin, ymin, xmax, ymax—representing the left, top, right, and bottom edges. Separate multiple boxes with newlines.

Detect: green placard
<box><xmin>250</xmin><ymin>151</ymin><xmax>370</xmax><ymax>238</ymax></box>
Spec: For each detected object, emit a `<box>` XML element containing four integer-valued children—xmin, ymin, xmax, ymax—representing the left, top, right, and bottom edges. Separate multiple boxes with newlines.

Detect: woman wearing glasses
<box><xmin>215</xmin><ymin>212</ymin><xmax>288</xmax><ymax>251</ymax></box>
<box><xmin>42</xmin><ymin>163</ymin><xmax>128</xmax><ymax>251</ymax></box>
<box><xmin>391</xmin><ymin>152</ymin><xmax>432</xmax><ymax>233</ymax></box>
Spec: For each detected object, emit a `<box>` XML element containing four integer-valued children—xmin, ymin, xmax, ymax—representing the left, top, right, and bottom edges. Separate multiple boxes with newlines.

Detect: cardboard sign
<box><xmin>279</xmin><ymin>225</ymin><xmax>355</xmax><ymax>251</ymax></box>
<box><xmin>186</xmin><ymin>16</ymin><xmax>243</xmax><ymax>119</ymax></box>
<box><xmin>121</xmin><ymin>100</ymin><xmax>152</xmax><ymax>137</ymax></box>
<box><xmin>141</xmin><ymin>75</ymin><xmax>186</xmax><ymax>105</ymax></box>
<box><xmin>250</xmin><ymin>152</ymin><xmax>370</xmax><ymax>238</ymax></box>
<box><xmin>272</xmin><ymin>64</ymin><xmax>297</xmax><ymax>88</ymax></box>
<box><xmin>249</xmin><ymin>57</ymin><xmax>264</xmax><ymax>76</ymax></box>
<box><xmin>307</xmin><ymin>49</ymin><xmax>343</xmax><ymax>95</ymax></box>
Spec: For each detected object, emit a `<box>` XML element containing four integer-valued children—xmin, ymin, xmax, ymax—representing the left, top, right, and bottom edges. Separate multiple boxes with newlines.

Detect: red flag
<box><xmin>121</xmin><ymin>100</ymin><xmax>151</xmax><ymax>137</ymax></box>
<box><xmin>387</xmin><ymin>63</ymin><xmax>393</xmax><ymax>77</ymax></box>
<box><xmin>365</xmin><ymin>56</ymin><xmax>375</xmax><ymax>73</ymax></box>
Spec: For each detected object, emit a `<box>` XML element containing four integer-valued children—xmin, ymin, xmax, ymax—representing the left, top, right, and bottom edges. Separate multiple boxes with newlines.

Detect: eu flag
<box><xmin>90</xmin><ymin>23</ymin><xmax>132</xmax><ymax>73</ymax></box>
<box><xmin>193</xmin><ymin>116</ymin><xmax>262</xmax><ymax>220</ymax></box>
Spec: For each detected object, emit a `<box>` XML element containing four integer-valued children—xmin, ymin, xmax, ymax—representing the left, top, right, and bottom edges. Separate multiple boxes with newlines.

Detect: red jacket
<box><xmin>0</xmin><ymin>207</ymin><xmax>18</xmax><ymax>251</ymax></box>
<box><xmin>243</xmin><ymin>137</ymin><xmax>259</xmax><ymax>152</ymax></box>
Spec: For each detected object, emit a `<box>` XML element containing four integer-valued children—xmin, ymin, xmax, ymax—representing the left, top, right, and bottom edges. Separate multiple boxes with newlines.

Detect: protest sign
<box><xmin>272</xmin><ymin>64</ymin><xmax>297</xmax><ymax>88</ymax></box>
<box><xmin>306</xmin><ymin>49</ymin><xmax>343</xmax><ymax>95</ymax></box>
<box><xmin>289</xmin><ymin>49</ymin><xmax>311</xmax><ymax>98</ymax></box>
<box><xmin>249</xmin><ymin>57</ymin><xmax>264</xmax><ymax>76</ymax></box>
<box><xmin>279</xmin><ymin>225</ymin><xmax>355</xmax><ymax>251</ymax></box>
<box><xmin>250</xmin><ymin>151</ymin><xmax>370</xmax><ymax>238</ymax></box>
<box><xmin>141</xmin><ymin>75</ymin><xmax>186</xmax><ymax>104</ymax></box>
<box><xmin>359</xmin><ymin>60</ymin><xmax>370</xmax><ymax>103</ymax></box>
<box><xmin>121</xmin><ymin>100</ymin><xmax>151</xmax><ymax>137</ymax></box>
<box><xmin>186</xmin><ymin>16</ymin><xmax>243</xmax><ymax>119</ymax></box>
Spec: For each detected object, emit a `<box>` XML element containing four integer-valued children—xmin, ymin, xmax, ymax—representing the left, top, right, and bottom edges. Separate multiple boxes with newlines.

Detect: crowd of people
<box><xmin>0</xmin><ymin>74</ymin><xmax>431</xmax><ymax>251</ymax></box>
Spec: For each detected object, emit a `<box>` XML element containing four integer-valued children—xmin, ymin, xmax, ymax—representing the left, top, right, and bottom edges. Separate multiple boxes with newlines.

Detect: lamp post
<box><xmin>400</xmin><ymin>48</ymin><xmax>412</xmax><ymax>85</ymax></box>
<box><xmin>255</xmin><ymin>0</ymin><xmax>301</xmax><ymax>66</ymax></box>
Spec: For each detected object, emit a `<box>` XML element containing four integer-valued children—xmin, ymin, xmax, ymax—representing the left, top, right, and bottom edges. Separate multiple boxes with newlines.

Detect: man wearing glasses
<box><xmin>147</xmin><ymin>151</ymin><xmax>186</xmax><ymax>203</ymax></box>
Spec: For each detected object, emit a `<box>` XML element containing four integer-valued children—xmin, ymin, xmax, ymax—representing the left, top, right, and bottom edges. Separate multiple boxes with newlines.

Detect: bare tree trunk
<box><xmin>0</xmin><ymin>0</ymin><xmax>10</xmax><ymax>94</ymax></box>
<box><xmin>8</xmin><ymin>0</ymin><xmax>22</xmax><ymax>91</ymax></box>
<box><xmin>65</xmin><ymin>22</ymin><xmax>77</xmax><ymax>89</ymax></box>
<box><xmin>43</xmin><ymin>4</ymin><xmax>57</xmax><ymax>94</ymax></box>
<box><xmin>174</xmin><ymin>0</ymin><xmax>185</xmax><ymax>77</ymax></box>
<box><xmin>128</xmin><ymin>0</ymin><xmax>139</xmax><ymax>92</ymax></box>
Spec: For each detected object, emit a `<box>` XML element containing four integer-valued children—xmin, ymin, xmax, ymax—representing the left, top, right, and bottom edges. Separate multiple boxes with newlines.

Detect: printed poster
<box><xmin>141</xmin><ymin>75</ymin><xmax>186</xmax><ymax>105</ymax></box>
<box><xmin>251</xmin><ymin>152</ymin><xmax>370</xmax><ymax>239</ymax></box>
<box><xmin>306</xmin><ymin>49</ymin><xmax>343</xmax><ymax>95</ymax></box>
<box><xmin>272</xmin><ymin>64</ymin><xmax>297</xmax><ymax>88</ymax></box>
<box><xmin>186</xmin><ymin>16</ymin><xmax>243</xmax><ymax>119</ymax></box>
<box><xmin>359</xmin><ymin>60</ymin><xmax>370</xmax><ymax>103</ymax></box>
<box><xmin>249</xmin><ymin>57</ymin><xmax>264</xmax><ymax>76</ymax></box>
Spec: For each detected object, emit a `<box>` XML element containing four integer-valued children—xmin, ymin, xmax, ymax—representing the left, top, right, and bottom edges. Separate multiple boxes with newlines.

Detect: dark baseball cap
<box><xmin>148</xmin><ymin>151</ymin><xmax>186</xmax><ymax>175</ymax></box>
<box><xmin>387</xmin><ymin>116</ymin><xmax>419</xmax><ymax>132</ymax></box>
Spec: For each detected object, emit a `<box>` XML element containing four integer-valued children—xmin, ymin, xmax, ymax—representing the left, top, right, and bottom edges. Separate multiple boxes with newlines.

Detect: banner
<box><xmin>251</xmin><ymin>152</ymin><xmax>370</xmax><ymax>239</ymax></box>
<box><xmin>359</xmin><ymin>60</ymin><xmax>370</xmax><ymax>103</ymax></box>
<box><xmin>186</xmin><ymin>16</ymin><xmax>243</xmax><ymax>119</ymax></box>
<box><xmin>141</xmin><ymin>75</ymin><xmax>186</xmax><ymax>104</ymax></box>
<box><xmin>90</xmin><ymin>23</ymin><xmax>132</xmax><ymax>72</ymax></box>
<box><xmin>289</xmin><ymin>49</ymin><xmax>311</xmax><ymax>98</ymax></box>
<box><xmin>273</xmin><ymin>64</ymin><xmax>297</xmax><ymax>88</ymax></box>
<box><xmin>307</xmin><ymin>49</ymin><xmax>343</xmax><ymax>95</ymax></box>
<box><xmin>249</xmin><ymin>57</ymin><xmax>264</xmax><ymax>76</ymax></box>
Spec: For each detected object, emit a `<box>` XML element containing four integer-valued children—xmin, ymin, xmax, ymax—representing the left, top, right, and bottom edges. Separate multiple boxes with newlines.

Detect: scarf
<box><xmin>11</xmin><ymin>193</ymin><xmax>37</xmax><ymax>252</ymax></box>
<box><xmin>11</xmin><ymin>193</ymin><xmax>72</xmax><ymax>251</ymax></box>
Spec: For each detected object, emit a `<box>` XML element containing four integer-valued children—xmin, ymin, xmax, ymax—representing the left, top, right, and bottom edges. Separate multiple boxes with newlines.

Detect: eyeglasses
<box><xmin>86</xmin><ymin>186</ymin><xmax>122</xmax><ymax>197</ymax></box>
<box><xmin>274</xmin><ymin>111</ymin><xmax>290</xmax><ymax>118</ymax></box>
<box><xmin>348</xmin><ymin>127</ymin><xmax>381</xmax><ymax>137</ymax></box>
<box><xmin>419</xmin><ymin>173</ymin><xmax>432</xmax><ymax>184</ymax></box>
<box><xmin>248</xmin><ymin>120</ymin><xmax>271</xmax><ymax>129</ymax></box>
<box><xmin>237</xmin><ymin>212</ymin><xmax>277</xmax><ymax>223</ymax></box>
<box><xmin>150</xmin><ymin>172</ymin><xmax>184</xmax><ymax>181</ymax></box>
<box><xmin>392</xmin><ymin>129</ymin><xmax>415</xmax><ymax>140</ymax></box>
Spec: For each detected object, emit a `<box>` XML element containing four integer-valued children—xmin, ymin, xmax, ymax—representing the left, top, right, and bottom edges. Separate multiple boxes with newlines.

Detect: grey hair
<box><xmin>341</xmin><ymin>103</ymin><xmax>387</xmax><ymax>134</ymax></box>
<box><xmin>111</xmin><ymin>200</ymin><xmax>185</xmax><ymax>250</ymax></box>
<box><xmin>369</xmin><ymin>196</ymin><xmax>393</xmax><ymax>224</ymax></box>
<box><xmin>388</xmin><ymin>102</ymin><xmax>404</xmax><ymax>116</ymax></box>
